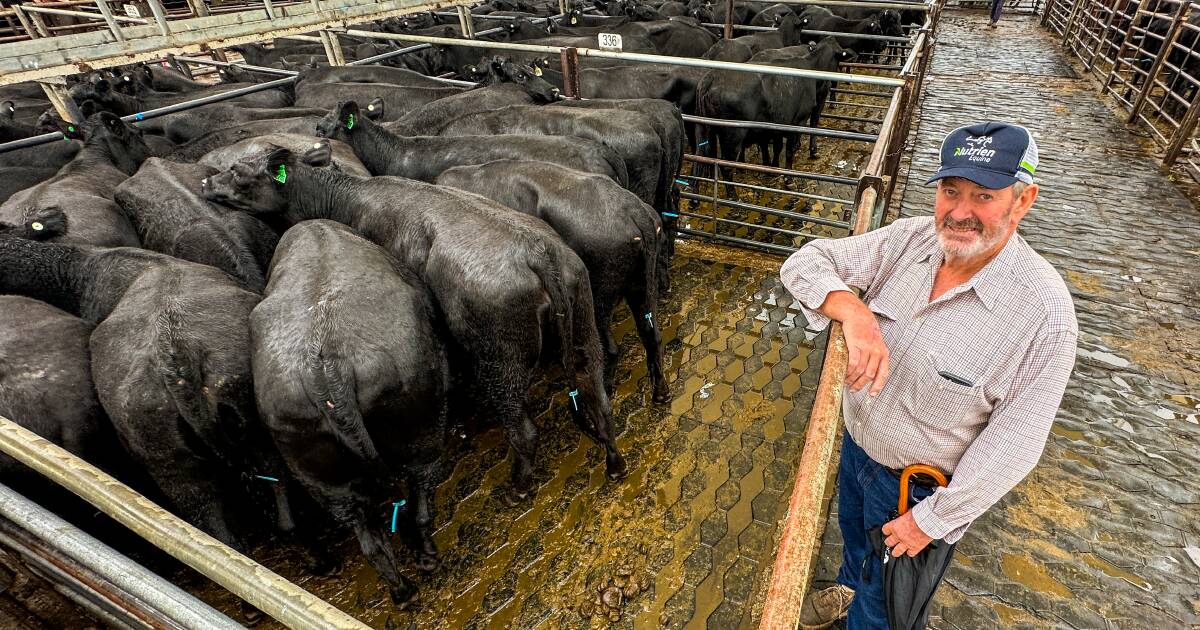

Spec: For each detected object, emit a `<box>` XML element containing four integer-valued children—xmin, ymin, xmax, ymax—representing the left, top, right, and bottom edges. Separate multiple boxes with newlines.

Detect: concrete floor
<box><xmin>812</xmin><ymin>10</ymin><xmax>1200</xmax><ymax>630</ymax></box>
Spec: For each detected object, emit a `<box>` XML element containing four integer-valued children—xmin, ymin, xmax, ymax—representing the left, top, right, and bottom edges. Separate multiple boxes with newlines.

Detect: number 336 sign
<box><xmin>598</xmin><ymin>33</ymin><xmax>623</xmax><ymax>50</ymax></box>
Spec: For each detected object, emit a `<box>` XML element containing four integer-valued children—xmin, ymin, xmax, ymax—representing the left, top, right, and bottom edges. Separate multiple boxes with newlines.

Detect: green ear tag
<box><xmin>67</xmin><ymin>125</ymin><xmax>75</xmax><ymax>132</ymax></box>
<box><xmin>274</xmin><ymin>164</ymin><xmax>287</xmax><ymax>184</ymax></box>
<box><xmin>346</xmin><ymin>114</ymin><xmax>355</xmax><ymax>130</ymax></box>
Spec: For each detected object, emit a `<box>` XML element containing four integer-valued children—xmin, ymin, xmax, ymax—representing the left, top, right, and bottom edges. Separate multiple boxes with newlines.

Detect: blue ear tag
<box><xmin>568</xmin><ymin>389</ymin><xmax>579</xmax><ymax>411</ymax></box>
<box><xmin>274</xmin><ymin>164</ymin><xmax>287</xmax><ymax>184</ymax></box>
<box><xmin>254</xmin><ymin>475</ymin><xmax>280</xmax><ymax>482</ymax></box>
<box><xmin>346</xmin><ymin>113</ymin><xmax>355</xmax><ymax>130</ymax></box>
<box><xmin>390</xmin><ymin>500</ymin><xmax>407</xmax><ymax>534</ymax></box>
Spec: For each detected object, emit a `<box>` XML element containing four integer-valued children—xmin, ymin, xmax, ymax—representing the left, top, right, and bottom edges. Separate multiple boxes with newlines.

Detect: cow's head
<box><xmin>66</xmin><ymin>113</ymin><xmax>149</xmax><ymax>175</ymax></box>
<box><xmin>315</xmin><ymin>101</ymin><xmax>362</xmax><ymax>143</ymax></box>
<box><xmin>0</xmin><ymin>101</ymin><xmax>13</xmax><ymax>122</ymax></box>
<box><xmin>481</xmin><ymin>57</ymin><xmax>560</xmax><ymax>102</ymax></box>
<box><xmin>0</xmin><ymin>206</ymin><xmax>68</xmax><ymax>241</ymax></box>
<box><xmin>202</xmin><ymin>144</ymin><xmax>329</xmax><ymax>214</ymax></box>
<box><xmin>116</xmin><ymin>64</ymin><xmax>153</xmax><ymax>95</ymax></box>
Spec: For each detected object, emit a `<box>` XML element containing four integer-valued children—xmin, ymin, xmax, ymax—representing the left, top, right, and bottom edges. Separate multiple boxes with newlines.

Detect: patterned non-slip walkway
<box><xmin>813</xmin><ymin>10</ymin><xmax>1200</xmax><ymax>630</ymax></box>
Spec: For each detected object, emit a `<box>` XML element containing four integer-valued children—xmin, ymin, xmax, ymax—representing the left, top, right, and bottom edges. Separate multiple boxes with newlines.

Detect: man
<box><xmin>781</xmin><ymin>121</ymin><xmax>1077</xmax><ymax>629</ymax></box>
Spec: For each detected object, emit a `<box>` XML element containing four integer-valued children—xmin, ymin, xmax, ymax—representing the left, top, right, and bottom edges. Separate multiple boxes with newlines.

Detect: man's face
<box><xmin>933</xmin><ymin>176</ymin><xmax>1035</xmax><ymax>261</ymax></box>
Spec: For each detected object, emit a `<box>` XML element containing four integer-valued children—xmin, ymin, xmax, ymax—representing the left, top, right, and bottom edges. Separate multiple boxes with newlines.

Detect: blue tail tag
<box><xmin>254</xmin><ymin>475</ymin><xmax>279</xmax><ymax>483</ymax></box>
<box><xmin>644</xmin><ymin>312</ymin><xmax>654</xmax><ymax>326</ymax></box>
<box><xmin>390</xmin><ymin>499</ymin><xmax>407</xmax><ymax>534</ymax></box>
<box><xmin>697</xmin><ymin>140</ymin><xmax>709</xmax><ymax>147</ymax></box>
<box><xmin>568</xmin><ymin>389</ymin><xmax>579</xmax><ymax>411</ymax></box>
<box><xmin>674</xmin><ymin>178</ymin><xmax>689</xmax><ymax>187</ymax></box>
<box><xmin>662</xmin><ymin>212</ymin><xmax>679</xmax><ymax>218</ymax></box>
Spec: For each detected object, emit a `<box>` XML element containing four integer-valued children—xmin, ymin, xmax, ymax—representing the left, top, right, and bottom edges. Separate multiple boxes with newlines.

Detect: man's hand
<box><xmin>817</xmin><ymin>291</ymin><xmax>890</xmax><ymax>395</ymax></box>
<box><xmin>882</xmin><ymin>510</ymin><xmax>933</xmax><ymax>557</ymax></box>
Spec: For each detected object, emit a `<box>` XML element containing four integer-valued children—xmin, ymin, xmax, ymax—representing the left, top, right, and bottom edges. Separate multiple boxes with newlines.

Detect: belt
<box><xmin>886</xmin><ymin>466</ymin><xmax>951</xmax><ymax>489</ymax></box>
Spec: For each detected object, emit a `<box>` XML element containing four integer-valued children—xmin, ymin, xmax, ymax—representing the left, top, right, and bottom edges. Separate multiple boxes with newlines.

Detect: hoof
<box><xmin>239</xmin><ymin>601</ymin><xmax>265</xmax><ymax>626</ymax></box>
<box><xmin>416</xmin><ymin>553</ymin><xmax>440</xmax><ymax>572</ymax></box>
<box><xmin>390</xmin><ymin>583</ymin><xmax>417</xmax><ymax>608</ymax></box>
<box><xmin>502</xmin><ymin>487</ymin><xmax>529</xmax><ymax>507</ymax></box>
<box><xmin>652</xmin><ymin>382</ymin><xmax>671</xmax><ymax>404</ymax></box>
<box><xmin>606</xmin><ymin>458</ymin><xmax>629</xmax><ymax>482</ymax></box>
<box><xmin>306</xmin><ymin>552</ymin><xmax>340</xmax><ymax>576</ymax></box>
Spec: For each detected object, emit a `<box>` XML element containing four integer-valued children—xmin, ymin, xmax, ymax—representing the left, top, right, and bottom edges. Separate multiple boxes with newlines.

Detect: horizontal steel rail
<box><xmin>339</xmin><ymin>28</ymin><xmax>909</xmax><ymax>86</ymax></box>
<box><xmin>677</xmin><ymin>172</ymin><xmax>855</xmax><ymax>206</ymax></box>
<box><xmin>0</xmin><ymin>415</ymin><xmax>370</xmax><ymax>630</ymax></box>
<box><xmin>18</xmin><ymin>4</ymin><xmax>149</xmax><ymax>24</ymax></box>
<box><xmin>680</xmin><ymin>190</ymin><xmax>853</xmax><ymax>229</ymax></box>
<box><xmin>675</xmin><ymin>226</ymin><xmax>797</xmax><ymax>253</ymax></box>
<box><xmin>0</xmin><ymin>482</ymin><xmax>243</xmax><ymax>630</ymax></box>
<box><xmin>685</xmin><ymin>152</ymin><xmax>860</xmax><ymax>185</ymax></box>
<box><xmin>0</xmin><ymin>0</ymin><xmax>479</xmax><ymax>85</ymax></box>
<box><xmin>698</xmin><ymin>22</ymin><xmax>915</xmax><ymax>42</ymax></box>
<box><xmin>683</xmin><ymin>113</ymin><xmax>880</xmax><ymax>142</ymax></box>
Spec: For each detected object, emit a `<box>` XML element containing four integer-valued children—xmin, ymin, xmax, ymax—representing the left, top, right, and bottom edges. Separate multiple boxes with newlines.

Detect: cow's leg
<box><xmin>353</xmin><ymin>520</ymin><xmax>416</xmax><ymax>605</ymax></box>
<box><xmin>475</xmin><ymin>355</ymin><xmax>538</xmax><ymax>501</ymax></box>
<box><xmin>593</xmin><ymin>293</ymin><xmax>621</xmax><ymax>395</ymax></box>
<box><xmin>627</xmin><ymin>291</ymin><xmax>669</xmax><ymax>404</ymax></box>
<box><xmin>567</xmin><ymin>290</ymin><xmax>628</xmax><ymax>481</ymax></box>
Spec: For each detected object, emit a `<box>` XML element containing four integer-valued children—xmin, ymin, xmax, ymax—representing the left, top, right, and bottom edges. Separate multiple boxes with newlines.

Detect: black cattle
<box><xmin>552</xmin><ymin>17</ymin><xmax>716</xmax><ymax>56</ymax></box>
<box><xmin>160</xmin><ymin>105</ymin><xmax>331</xmax><ymax>145</ymax></box>
<box><xmin>317</xmin><ymin>101</ymin><xmax>629</xmax><ymax>187</ymax></box>
<box><xmin>114</xmin><ymin>159</ymin><xmax>279</xmax><ymax>292</ymax></box>
<box><xmin>0</xmin><ymin>212</ymin><xmax>295</xmax><ymax>550</ymax></box>
<box><xmin>697</xmin><ymin>38</ymin><xmax>855</xmax><ymax>163</ymax></box>
<box><xmin>437</xmin><ymin>104</ymin><xmax>663</xmax><ymax>212</ymax></box>
<box><xmin>728</xmin><ymin>12</ymin><xmax>804</xmax><ymax>54</ymax></box>
<box><xmin>166</xmin><ymin>117</ymin><xmax>325</xmax><ymax>162</ymax></box>
<box><xmin>750</xmin><ymin>3</ymin><xmax>793</xmax><ymax>26</ymax></box>
<box><xmin>0</xmin><ymin>101</ymin><xmax>39</xmax><ymax>142</ymax></box>
<box><xmin>202</xmin><ymin>145</ymin><xmax>628</xmax><ymax>498</ymax></box>
<box><xmin>296</xmin><ymin>65</ymin><xmax>456</xmax><ymax>88</ymax></box>
<box><xmin>295</xmin><ymin>82</ymin><xmax>465</xmax><ymax>122</ymax></box>
<box><xmin>0</xmin><ymin>294</ymin><xmax>130</xmax><ymax>520</ymax></box>
<box><xmin>116</xmin><ymin>63</ymin><xmax>211</xmax><ymax>95</ymax></box>
<box><xmin>0</xmin><ymin>113</ymin><xmax>146</xmax><ymax>247</ymax></box>
<box><xmin>0</xmin><ymin>136</ymin><xmax>78</xmax><ymax>170</ymax></box>
<box><xmin>436</xmin><ymin>159</ymin><xmax>669</xmax><ymax>401</ymax></box>
<box><xmin>0</xmin><ymin>167</ymin><xmax>58</xmax><ymax>204</ymax></box>
<box><xmin>253</xmin><ymin>219</ymin><xmax>448</xmax><ymax>605</ymax></box>
<box><xmin>796</xmin><ymin>7</ymin><xmax>885</xmax><ymax>55</ymax></box>
<box><xmin>200</xmin><ymin>134</ymin><xmax>371</xmax><ymax>177</ymax></box>
<box><xmin>687</xmin><ymin>0</ymin><xmax>754</xmax><ymax>27</ymax></box>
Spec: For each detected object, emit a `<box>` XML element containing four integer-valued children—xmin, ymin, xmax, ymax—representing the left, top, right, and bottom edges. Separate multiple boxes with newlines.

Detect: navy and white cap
<box><xmin>926</xmin><ymin>122</ymin><xmax>1037</xmax><ymax>189</ymax></box>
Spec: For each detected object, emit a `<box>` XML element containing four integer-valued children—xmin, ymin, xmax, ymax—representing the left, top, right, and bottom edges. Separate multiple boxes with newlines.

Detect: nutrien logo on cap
<box><xmin>953</xmin><ymin>135</ymin><xmax>996</xmax><ymax>162</ymax></box>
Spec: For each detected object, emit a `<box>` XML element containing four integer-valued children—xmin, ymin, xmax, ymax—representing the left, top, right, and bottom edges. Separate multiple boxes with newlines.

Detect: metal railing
<box><xmin>1040</xmin><ymin>0</ymin><xmax>1200</xmax><ymax>179</ymax></box>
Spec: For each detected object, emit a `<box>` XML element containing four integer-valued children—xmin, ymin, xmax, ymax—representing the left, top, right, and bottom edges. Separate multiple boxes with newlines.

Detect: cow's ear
<box><xmin>23</xmin><ymin>206</ymin><xmax>68</xmax><ymax>240</ymax></box>
<box><xmin>840</xmin><ymin>50</ymin><xmax>853</xmax><ymax>60</ymax></box>
<box><xmin>490</xmin><ymin>57</ymin><xmax>506</xmax><ymax>76</ymax></box>
<box><xmin>95</xmin><ymin>78</ymin><xmax>111</xmax><ymax>94</ymax></box>
<box><xmin>1</xmin><ymin>101</ymin><xmax>13</xmax><ymax>121</ymax></box>
<box><xmin>52</xmin><ymin>116</ymin><xmax>84</xmax><ymax>140</ymax></box>
<box><xmin>365</xmin><ymin>97</ymin><xmax>385</xmax><ymax>120</ymax></box>
<box><xmin>773</xmin><ymin>13</ymin><xmax>783</xmax><ymax>26</ymax></box>
<box><xmin>302</xmin><ymin>140</ymin><xmax>332</xmax><ymax>167</ymax></box>
<box><xmin>336</xmin><ymin>101</ymin><xmax>361</xmax><ymax>131</ymax></box>
<box><xmin>264</xmin><ymin>146</ymin><xmax>292</xmax><ymax>182</ymax></box>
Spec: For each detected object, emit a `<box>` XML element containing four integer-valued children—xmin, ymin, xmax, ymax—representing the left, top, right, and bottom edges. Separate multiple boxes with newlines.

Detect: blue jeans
<box><xmin>834</xmin><ymin>430</ymin><xmax>937</xmax><ymax>630</ymax></box>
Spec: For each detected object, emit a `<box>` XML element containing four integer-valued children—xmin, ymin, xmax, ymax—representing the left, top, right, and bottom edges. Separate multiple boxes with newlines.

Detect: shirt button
<box><xmin>938</xmin><ymin>384</ymin><xmax>945</xmax><ymax>390</ymax></box>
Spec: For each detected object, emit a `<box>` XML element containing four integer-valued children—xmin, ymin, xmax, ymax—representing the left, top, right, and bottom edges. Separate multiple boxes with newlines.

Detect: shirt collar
<box><xmin>921</xmin><ymin>231</ymin><xmax>1020</xmax><ymax>311</ymax></box>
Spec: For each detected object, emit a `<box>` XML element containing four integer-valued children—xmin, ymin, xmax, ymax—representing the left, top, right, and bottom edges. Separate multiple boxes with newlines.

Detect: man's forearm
<box><xmin>817</xmin><ymin>290</ymin><xmax>875</xmax><ymax>327</ymax></box>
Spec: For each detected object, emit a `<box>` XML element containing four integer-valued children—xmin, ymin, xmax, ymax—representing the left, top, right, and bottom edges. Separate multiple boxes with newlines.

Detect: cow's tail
<box><xmin>630</xmin><ymin>201</ymin><xmax>661</xmax><ymax>307</ymax></box>
<box><xmin>527</xmin><ymin>240</ymin><xmax>577</xmax><ymax>392</ymax></box>
<box><xmin>302</xmin><ymin>301</ymin><xmax>386</xmax><ymax>471</ymax></box>
<box><xmin>155</xmin><ymin>300</ymin><xmax>227</xmax><ymax>452</ymax></box>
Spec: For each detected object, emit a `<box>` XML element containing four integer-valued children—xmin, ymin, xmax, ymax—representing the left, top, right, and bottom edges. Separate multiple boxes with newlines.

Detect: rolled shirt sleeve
<box><xmin>779</xmin><ymin>224</ymin><xmax>896</xmax><ymax>331</ymax></box>
<box><xmin>910</xmin><ymin>327</ymin><xmax>1079</xmax><ymax>542</ymax></box>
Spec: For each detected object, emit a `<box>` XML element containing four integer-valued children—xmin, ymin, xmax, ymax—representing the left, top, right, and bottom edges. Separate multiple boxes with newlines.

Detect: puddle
<box><xmin>1082</xmin><ymin>554</ymin><xmax>1153</xmax><ymax>592</ymax></box>
<box><xmin>1000</xmin><ymin>554</ymin><xmax>1073</xmax><ymax>599</ymax></box>
<box><xmin>1077</xmin><ymin>348</ymin><xmax>1132</xmax><ymax>368</ymax></box>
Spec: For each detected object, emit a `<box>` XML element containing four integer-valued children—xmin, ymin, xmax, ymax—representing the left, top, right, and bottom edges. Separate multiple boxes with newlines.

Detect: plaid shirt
<box><xmin>780</xmin><ymin>216</ymin><xmax>1077</xmax><ymax>542</ymax></box>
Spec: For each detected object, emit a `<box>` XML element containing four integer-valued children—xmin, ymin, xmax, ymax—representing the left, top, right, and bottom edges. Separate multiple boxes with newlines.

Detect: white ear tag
<box><xmin>31</xmin><ymin>222</ymin><xmax>44</xmax><ymax>231</ymax></box>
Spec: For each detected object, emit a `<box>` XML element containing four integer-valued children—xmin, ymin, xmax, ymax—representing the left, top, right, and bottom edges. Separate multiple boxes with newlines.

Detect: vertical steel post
<box><xmin>1127</xmin><ymin>0</ymin><xmax>1190</xmax><ymax>121</ymax></box>
<box><xmin>1041</xmin><ymin>0</ymin><xmax>1057</xmax><ymax>26</ymax></box>
<box><xmin>723</xmin><ymin>0</ymin><xmax>735</xmax><ymax>39</ymax></box>
<box><xmin>327</xmin><ymin>31</ymin><xmax>348</xmax><ymax>65</ymax></box>
<box><xmin>145</xmin><ymin>0</ymin><xmax>172</xmax><ymax>35</ymax></box>
<box><xmin>93</xmin><ymin>0</ymin><xmax>127</xmax><ymax>42</ymax></box>
<box><xmin>457</xmin><ymin>4</ymin><xmax>476</xmax><ymax>38</ymax></box>
<box><xmin>1086</xmin><ymin>1</ymin><xmax>1120</xmax><ymax>72</ymax></box>
<box><xmin>560</xmin><ymin>46</ymin><xmax>581</xmax><ymax>98</ymax></box>
<box><xmin>1104</xmin><ymin>1</ymin><xmax>1143</xmax><ymax>90</ymax></box>
<box><xmin>26</xmin><ymin>11</ymin><xmax>51</xmax><ymax>38</ymax></box>
<box><xmin>1162</xmin><ymin>83</ymin><xmax>1200</xmax><ymax>163</ymax></box>
<box><xmin>11</xmin><ymin>6</ymin><xmax>39</xmax><ymax>39</ymax></box>
<box><xmin>39</xmin><ymin>83</ymin><xmax>83</xmax><ymax>124</ymax></box>
<box><xmin>1061</xmin><ymin>0</ymin><xmax>1086</xmax><ymax>49</ymax></box>
<box><xmin>318</xmin><ymin>30</ymin><xmax>341</xmax><ymax>65</ymax></box>
<box><xmin>263</xmin><ymin>0</ymin><xmax>277</xmax><ymax>20</ymax></box>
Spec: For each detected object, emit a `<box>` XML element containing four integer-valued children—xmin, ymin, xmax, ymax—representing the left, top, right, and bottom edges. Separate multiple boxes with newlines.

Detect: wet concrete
<box><xmin>183</xmin><ymin>242</ymin><xmax>826</xmax><ymax>628</ymax></box>
<box><xmin>813</xmin><ymin>11</ymin><xmax>1200</xmax><ymax>630</ymax></box>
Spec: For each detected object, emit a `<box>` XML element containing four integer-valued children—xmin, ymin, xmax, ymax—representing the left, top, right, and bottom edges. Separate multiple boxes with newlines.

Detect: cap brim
<box><xmin>925</xmin><ymin>167</ymin><xmax>1020</xmax><ymax>189</ymax></box>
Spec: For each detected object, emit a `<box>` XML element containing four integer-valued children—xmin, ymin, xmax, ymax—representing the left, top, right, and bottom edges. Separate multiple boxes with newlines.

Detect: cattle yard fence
<box><xmin>0</xmin><ymin>0</ymin><xmax>944</xmax><ymax>626</ymax></box>
<box><xmin>1042</xmin><ymin>0</ymin><xmax>1200</xmax><ymax>179</ymax></box>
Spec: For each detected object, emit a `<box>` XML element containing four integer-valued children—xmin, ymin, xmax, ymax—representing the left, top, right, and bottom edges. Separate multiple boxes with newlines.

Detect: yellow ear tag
<box><xmin>533</xmin><ymin>66</ymin><xmax>542</xmax><ymax>76</ymax></box>
<box><xmin>571</xmin><ymin>15</ymin><xmax>578</xmax><ymax>23</ymax></box>
<box><xmin>368</xmin><ymin>103</ymin><xmax>375</xmax><ymax>111</ymax></box>
<box><xmin>31</xmin><ymin>222</ymin><xmax>43</xmax><ymax>231</ymax></box>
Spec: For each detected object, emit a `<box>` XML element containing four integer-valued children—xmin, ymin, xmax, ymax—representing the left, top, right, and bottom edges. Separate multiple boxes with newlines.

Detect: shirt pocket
<box><xmin>901</xmin><ymin>353</ymin><xmax>983</xmax><ymax>431</ymax></box>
